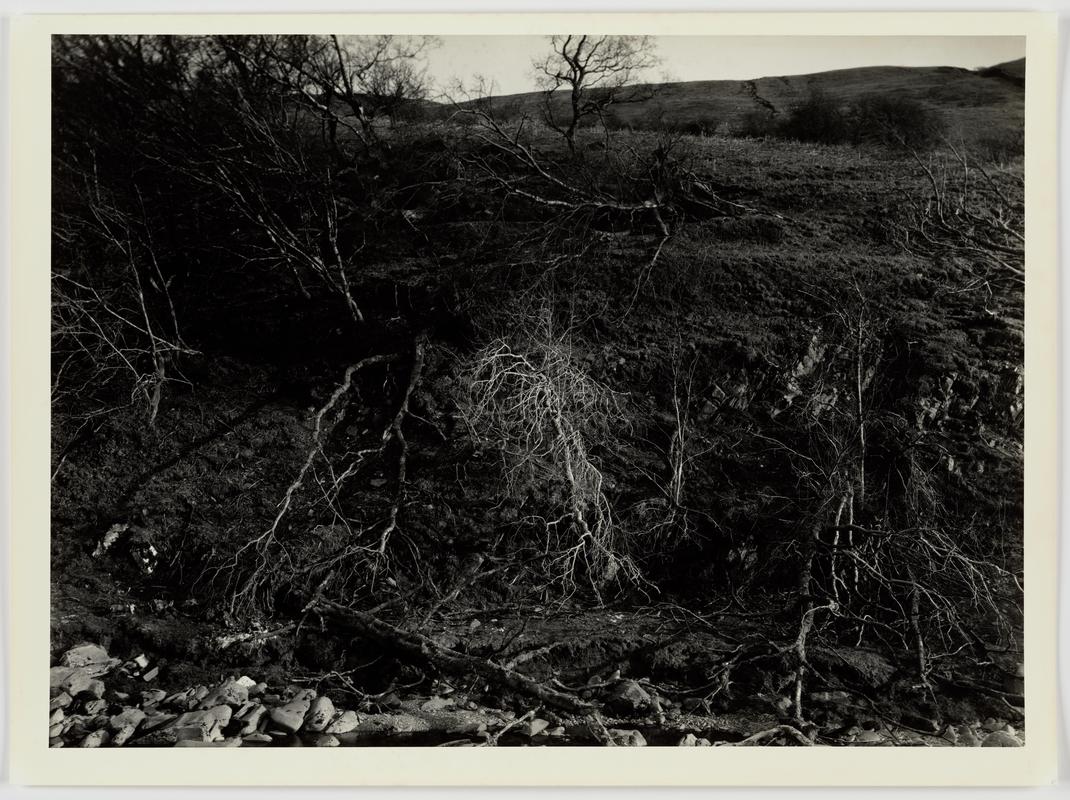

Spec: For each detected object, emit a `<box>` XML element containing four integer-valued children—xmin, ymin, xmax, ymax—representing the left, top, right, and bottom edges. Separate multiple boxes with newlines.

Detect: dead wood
<box><xmin>312</xmin><ymin>598</ymin><xmax>594</xmax><ymax>714</ymax></box>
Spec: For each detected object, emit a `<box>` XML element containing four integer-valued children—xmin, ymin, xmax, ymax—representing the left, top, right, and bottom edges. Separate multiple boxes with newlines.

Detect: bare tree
<box><xmin>534</xmin><ymin>35</ymin><xmax>660</xmax><ymax>152</ymax></box>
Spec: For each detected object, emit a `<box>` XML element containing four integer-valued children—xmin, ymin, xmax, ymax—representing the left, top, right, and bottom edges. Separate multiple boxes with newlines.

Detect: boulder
<box><xmin>59</xmin><ymin>644</ymin><xmax>119</xmax><ymax>677</ymax></box>
<box><xmin>198</xmin><ymin>679</ymin><xmax>249</xmax><ymax>710</ymax></box>
<box><xmin>112</xmin><ymin>724</ymin><xmax>139</xmax><ymax>747</ymax></box>
<box><xmin>303</xmin><ymin>696</ymin><xmax>335</xmax><ymax>732</ymax></box>
<box><xmin>676</xmin><ymin>733</ymin><xmax>711</xmax><ymax>746</ymax></box>
<box><xmin>982</xmin><ymin>731</ymin><xmax>1022</xmax><ymax>748</ymax></box>
<box><xmin>109</xmin><ymin>707</ymin><xmax>146</xmax><ymax>733</ymax></box>
<box><xmin>50</xmin><ymin>667</ymin><xmax>94</xmax><ymax>697</ymax></box>
<box><xmin>606</xmin><ymin>680</ymin><xmax>653</xmax><ymax>715</ymax></box>
<box><xmin>238</xmin><ymin>703</ymin><xmax>268</xmax><ymax>736</ymax></box>
<box><xmin>243</xmin><ymin>733</ymin><xmax>273</xmax><ymax>744</ymax></box>
<box><xmin>172</xmin><ymin>705</ymin><xmax>233</xmax><ymax>743</ymax></box>
<box><xmin>83</xmin><ymin>699</ymin><xmax>107</xmax><ymax>716</ymax></box>
<box><xmin>523</xmin><ymin>718</ymin><xmax>550</xmax><ymax>737</ymax></box>
<box><xmin>325</xmin><ymin>710</ymin><xmax>361</xmax><ymax>734</ymax></box>
<box><xmin>607</xmin><ymin>728</ymin><xmax>647</xmax><ymax>747</ymax></box>
<box><xmin>50</xmin><ymin>692</ymin><xmax>73</xmax><ymax>711</ymax></box>
<box><xmin>80</xmin><ymin>730</ymin><xmax>110</xmax><ymax>748</ymax></box>
<box><xmin>269</xmin><ymin>696</ymin><xmax>313</xmax><ymax>734</ymax></box>
<box><xmin>311</xmin><ymin>733</ymin><xmax>340</xmax><ymax>747</ymax></box>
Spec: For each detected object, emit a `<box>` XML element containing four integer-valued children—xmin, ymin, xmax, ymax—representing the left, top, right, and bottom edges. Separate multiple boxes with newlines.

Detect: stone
<box><xmin>982</xmin><ymin>731</ymin><xmax>1022</xmax><ymax>748</ymax></box>
<box><xmin>523</xmin><ymin>718</ymin><xmax>550</xmax><ymax>737</ymax></box>
<box><xmin>59</xmin><ymin>644</ymin><xmax>119</xmax><ymax>677</ymax></box>
<box><xmin>49</xmin><ymin>722</ymin><xmax>64</xmax><ymax>739</ymax></box>
<box><xmin>607</xmin><ymin>728</ymin><xmax>647</xmax><ymax>747</ymax></box>
<box><xmin>83</xmin><ymin>699</ymin><xmax>107</xmax><ymax>716</ymax></box>
<box><xmin>303</xmin><ymin>695</ymin><xmax>335</xmax><ymax>732</ymax></box>
<box><xmin>547</xmin><ymin>726</ymin><xmax>566</xmax><ymax>738</ymax></box>
<box><xmin>109</xmin><ymin>707</ymin><xmax>146</xmax><ymax>733</ymax></box>
<box><xmin>175</xmin><ymin>737</ymin><xmax>242</xmax><ymax>747</ymax></box>
<box><xmin>420</xmin><ymin>696</ymin><xmax>452</xmax><ymax>713</ymax></box>
<box><xmin>854</xmin><ymin>730</ymin><xmax>885</xmax><ymax>744</ymax></box>
<box><xmin>981</xmin><ymin>717</ymin><xmax>1005</xmax><ymax>733</ymax></box>
<box><xmin>140</xmin><ymin>712</ymin><xmax>178</xmax><ymax>733</ymax></box>
<box><xmin>49</xmin><ymin>708</ymin><xmax>65</xmax><ymax>726</ymax></box>
<box><xmin>49</xmin><ymin>738</ymin><xmax>64</xmax><ymax>748</ymax></box>
<box><xmin>198</xmin><ymin>679</ymin><xmax>249</xmax><ymax>710</ymax></box>
<box><xmin>171</xmin><ymin>705</ymin><xmax>233</xmax><ymax>743</ymax></box>
<box><xmin>236</xmin><ymin>675</ymin><xmax>258</xmax><ymax>690</ymax></box>
<box><xmin>132</xmin><ymin>654</ymin><xmax>150</xmax><ymax>669</ymax></box>
<box><xmin>677</xmin><ymin>733</ymin><xmax>700</xmax><ymax>746</ymax></box>
<box><xmin>80</xmin><ymin>730</ymin><xmax>110</xmax><ymax>748</ymax></box>
<box><xmin>50</xmin><ymin>667</ymin><xmax>94</xmax><ymax>697</ymax></box>
<box><xmin>238</xmin><ymin>703</ymin><xmax>268</xmax><ymax>736</ymax></box>
<box><xmin>311</xmin><ymin>733</ymin><xmax>340</xmax><ymax>747</ymax></box>
<box><xmin>50</xmin><ymin>692</ymin><xmax>73</xmax><ymax>711</ymax></box>
<box><xmin>112</xmin><ymin>724</ymin><xmax>139</xmax><ymax>747</ymax></box>
<box><xmin>141</xmin><ymin>689</ymin><xmax>167</xmax><ymax>706</ymax></box>
<box><xmin>353</xmin><ymin>713</ymin><xmax>431</xmax><ymax>737</ymax></box>
<box><xmin>324</xmin><ymin>710</ymin><xmax>360</xmax><ymax>734</ymax></box>
<box><xmin>269</xmin><ymin>696</ymin><xmax>312</xmax><ymax>734</ymax></box>
<box><xmin>243</xmin><ymin>733</ymin><xmax>273</xmax><ymax>744</ymax></box>
<box><xmin>142</xmin><ymin>667</ymin><xmax>159</xmax><ymax>682</ymax></box>
<box><xmin>606</xmin><ymin>680</ymin><xmax>653</xmax><ymax>715</ymax></box>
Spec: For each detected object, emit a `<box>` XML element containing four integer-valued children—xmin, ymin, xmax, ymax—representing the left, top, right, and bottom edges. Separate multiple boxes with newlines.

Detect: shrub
<box><xmin>850</xmin><ymin>94</ymin><xmax>945</xmax><ymax>151</ymax></box>
<box><xmin>778</xmin><ymin>89</ymin><xmax>853</xmax><ymax>145</ymax></box>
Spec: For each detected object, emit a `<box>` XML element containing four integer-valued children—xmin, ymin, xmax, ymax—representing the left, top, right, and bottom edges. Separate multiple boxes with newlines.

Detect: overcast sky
<box><xmin>423</xmin><ymin>35</ymin><xmax>1026</xmax><ymax>97</ymax></box>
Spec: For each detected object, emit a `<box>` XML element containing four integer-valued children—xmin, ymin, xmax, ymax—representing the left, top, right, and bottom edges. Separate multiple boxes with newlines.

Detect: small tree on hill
<box><xmin>534</xmin><ymin>35</ymin><xmax>661</xmax><ymax>153</ymax></box>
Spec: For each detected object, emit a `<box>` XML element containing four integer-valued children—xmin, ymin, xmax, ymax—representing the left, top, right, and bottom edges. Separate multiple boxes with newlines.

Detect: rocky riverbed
<box><xmin>48</xmin><ymin>642</ymin><xmax>1025</xmax><ymax>748</ymax></box>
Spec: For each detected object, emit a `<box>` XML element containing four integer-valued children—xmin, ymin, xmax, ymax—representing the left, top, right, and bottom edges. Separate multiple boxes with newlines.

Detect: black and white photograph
<box><xmin>43</xmin><ymin>24</ymin><xmax>1039</xmax><ymax>757</ymax></box>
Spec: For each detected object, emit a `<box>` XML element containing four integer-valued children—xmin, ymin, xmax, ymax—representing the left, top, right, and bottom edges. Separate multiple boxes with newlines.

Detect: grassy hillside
<box><xmin>473</xmin><ymin>59</ymin><xmax>1024</xmax><ymax>147</ymax></box>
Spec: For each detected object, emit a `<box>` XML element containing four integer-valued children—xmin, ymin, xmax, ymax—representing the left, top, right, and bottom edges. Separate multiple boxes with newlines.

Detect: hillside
<box><xmin>474</xmin><ymin>59</ymin><xmax>1025</xmax><ymax>146</ymax></box>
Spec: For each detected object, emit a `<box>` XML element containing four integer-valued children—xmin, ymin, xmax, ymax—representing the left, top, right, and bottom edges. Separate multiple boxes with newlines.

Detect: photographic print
<box><xmin>10</xmin><ymin>10</ymin><xmax>1058</xmax><ymax>786</ymax></box>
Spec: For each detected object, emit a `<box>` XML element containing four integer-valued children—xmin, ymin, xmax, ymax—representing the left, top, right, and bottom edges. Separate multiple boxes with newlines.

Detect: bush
<box><xmin>850</xmin><ymin>95</ymin><xmax>945</xmax><ymax>151</ymax></box>
<box><xmin>778</xmin><ymin>89</ymin><xmax>854</xmax><ymax>145</ymax></box>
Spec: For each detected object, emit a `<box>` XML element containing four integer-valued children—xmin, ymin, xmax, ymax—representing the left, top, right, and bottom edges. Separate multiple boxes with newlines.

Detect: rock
<box><xmin>49</xmin><ymin>738</ymin><xmax>64</xmax><ymax>748</ymax></box>
<box><xmin>853</xmin><ymin>730</ymin><xmax>885</xmax><ymax>744</ymax></box>
<box><xmin>49</xmin><ymin>708</ymin><xmax>65</xmax><ymax>726</ymax></box>
<box><xmin>50</xmin><ymin>692</ymin><xmax>73</xmax><ymax>711</ymax></box>
<box><xmin>607</xmin><ymin>728</ymin><xmax>647</xmax><ymax>747</ymax></box>
<box><xmin>141</xmin><ymin>689</ymin><xmax>167</xmax><ymax>706</ymax></box>
<box><xmin>325</xmin><ymin>710</ymin><xmax>361</xmax><ymax>734</ymax></box>
<box><xmin>132</xmin><ymin>654</ymin><xmax>150</xmax><ymax>670</ymax></box>
<box><xmin>80</xmin><ymin>730</ymin><xmax>110</xmax><ymax>748</ymax></box>
<box><xmin>83</xmin><ymin>699</ymin><xmax>107</xmax><ymax>716</ymax></box>
<box><xmin>420</xmin><ymin>696</ymin><xmax>452</xmax><ymax>713</ymax></box>
<box><xmin>236</xmin><ymin>675</ymin><xmax>258</xmax><ymax>690</ymax></box>
<box><xmin>303</xmin><ymin>696</ymin><xmax>335</xmax><ymax>732</ymax></box>
<box><xmin>956</xmin><ymin>726</ymin><xmax>983</xmax><ymax>747</ymax></box>
<box><xmin>982</xmin><ymin>731</ymin><xmax>1022</xmax><ymax>747</ymax></box>
<box><xmin>254</xmin><ymin>682</ymin><xmax>268</xmax><ymax>696</ymax></box>
<box><xmin>523</xmin><ymin>718</ymin><xmax>550</xmax><ymax>737</ymax></box>
<box><xmin>84</xmin><ymin>680</ymin><xmax>106</xmax><ymax>700</ymax></box>
<box><xmin>606</xmin><ymin>680</ymin><xmax>653</xmax><ymax>715</ymax></box>
<box><xmin>311</xmin><ymin>733</ymin><xmax>340</xmax><ymax>747</ymax></box>
<box><xmin>109</xmin><ymin>707</ymin><xmax>146</xmax><ymax>733</ymax></box>
<box><xmin>170</xmin><ymin>705</ymin><xmax>233</xmax><ymax>743</ymax></box>
<box><xmin>353</xmin><ymin>713</ymin><xmax>431</xmax><ymax>737</ymax></box>
<box><xmin>676</xmin><ymin>733</ymin><xmax>701</xmax><ymax>746</ymax></box>
<box><xmin>175</xmin><ymin>737</ymin><xmax>242</xmax><ymax>747</ymax></box>
<box><xmin>49</xmin><ymin>722</ymin><xmax>64</xmax><ymax>739</ymax></box>
<box><xmin>547</xmin><ymin>726</ymin><xmax>566</xmax><ymax>738</ymax></box>
<box><xmin>112</xmin><ymin>724</ymin><xmax>139</xmax><ymax>747</ymax></box>
<box><xmin>198</xmin><ymin>679</ymin><xmax>249</xmax><ymax>710</ymax></box>
<box><xmin>981</xmin><ymin>717</ymin><xmax>1005</xmax><ymax>733</ymax></box>
<box><xmin>50</xmin><ymin>667</ymin><xmax>94</xmax><ymax>697</ymax></box>
<box><xmin>142</xmin><ymin>667</ymin><xmax>159</xmax><ymax>682</ymax></box>
<box><xmin>140</xmin><ymin>711</ymin><xmax>178</xmax><ymax>733</ymax></box>
<box><xmin>269</xmin><ymin>696</ymin><xmax>313</xmax><ymax>734</ymax></box>
<box><xmin>243</xmin><ymin>733</ymin><xmax>273</xmax><ymax>744</ymax></box>
<box><xmin>238</xmin><ymin>703</ymin><xmax>268</xmax><ymax>736</ymax></box>
<box><xmin>59</xmin><ymin>644</ymin><xmax>119</xmax><ymax>677</ymax></box>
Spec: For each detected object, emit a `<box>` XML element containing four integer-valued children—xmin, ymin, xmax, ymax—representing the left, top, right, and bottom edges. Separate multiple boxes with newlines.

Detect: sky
<box><xmin>423</xmin><ymin>35</ymin><xmax>1026</xmax><ymax>98</ymax></box>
